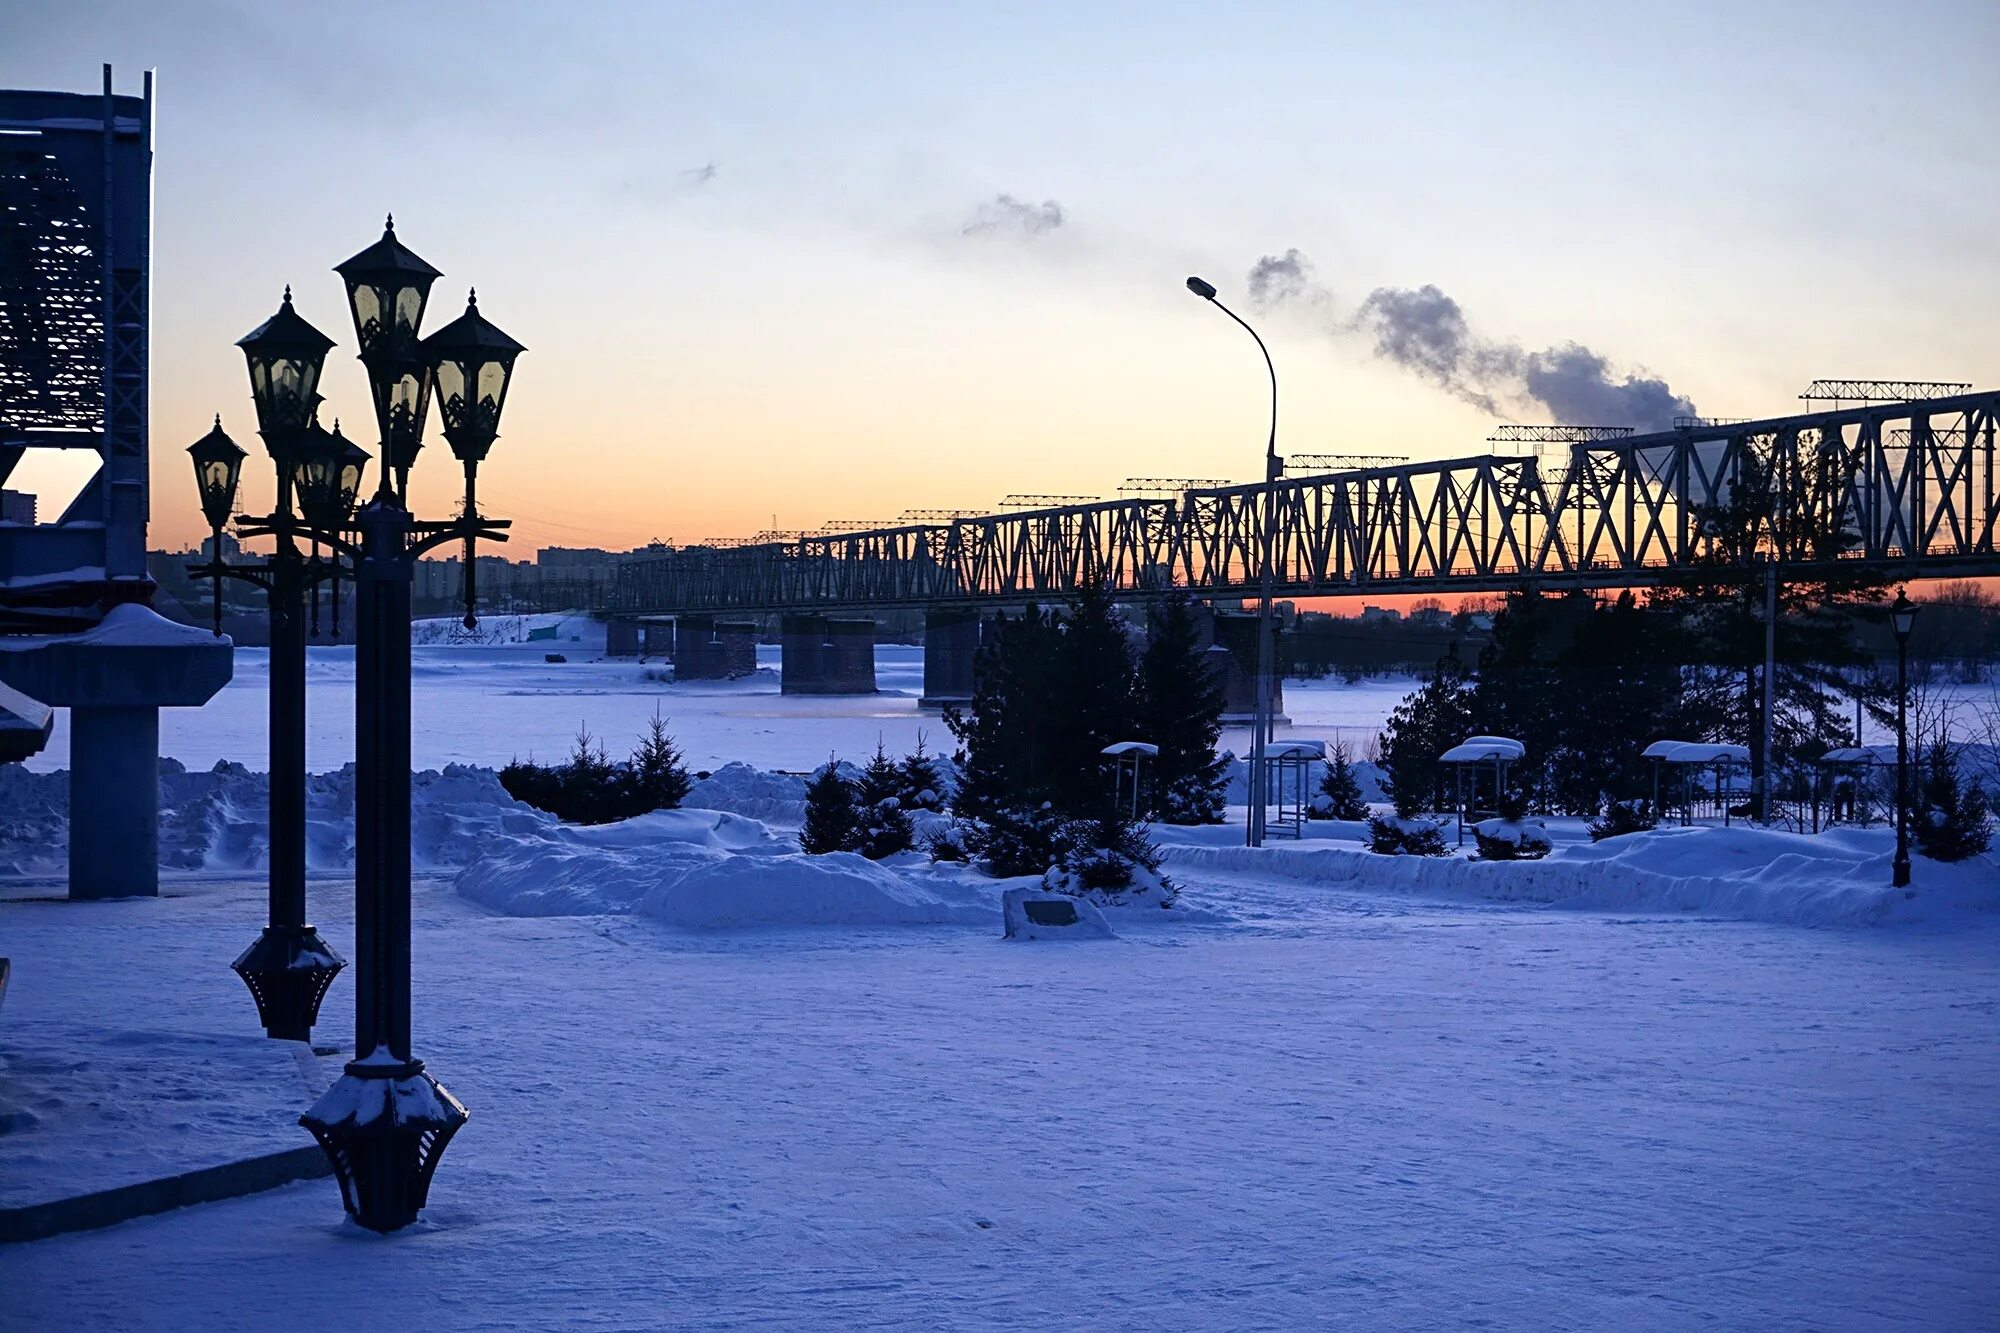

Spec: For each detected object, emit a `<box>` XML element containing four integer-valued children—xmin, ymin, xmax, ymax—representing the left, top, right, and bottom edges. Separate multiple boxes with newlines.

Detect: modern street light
<box><xmin>1186</xmin><ymin>274</ymin><xmax>1281</xmax><ymax>847</ymax></box>
<box><xmin>1890</xmin><ymin>587</ymin><xmax>1919</xmax><ymax>890</ymax></box>
<box><xmin>289</xmin><ymin>222</ymin><xmax>523</xmax><ymax>1234</ymax></box>
<box><xmin>186</xmin><ymin>289</ymin><xmax>349</xmax><ymax>1043</ymax></box>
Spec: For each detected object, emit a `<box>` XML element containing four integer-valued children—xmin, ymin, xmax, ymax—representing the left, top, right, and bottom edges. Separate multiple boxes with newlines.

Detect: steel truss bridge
<box><xmin>610</xmin><ymin>391</ymin><xmax>2000</xmax><ymax>616</ymax></box>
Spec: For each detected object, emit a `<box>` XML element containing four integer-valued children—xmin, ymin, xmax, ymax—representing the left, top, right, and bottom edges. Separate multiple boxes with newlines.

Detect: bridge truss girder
<box><xmin>617</xmin><ymin>392</ymin><xmax>2000</xmax><ymax>614</ymax></box>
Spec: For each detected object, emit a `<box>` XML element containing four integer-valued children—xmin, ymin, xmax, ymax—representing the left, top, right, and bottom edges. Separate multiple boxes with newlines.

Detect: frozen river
<box><xmin>22</xmin><ymin>641</ymin><xmax>1417</xmax><ymax>776</ymax></box>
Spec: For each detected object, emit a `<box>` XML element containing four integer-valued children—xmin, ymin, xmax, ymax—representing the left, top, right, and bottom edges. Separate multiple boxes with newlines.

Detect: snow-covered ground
<box><xmin>18</xmin><ymin>636</ymin><xmax>1413</xmax><ymax>776</ymax></box>
<box><xmin>6</xmin><ymin>619</ymin><xmax>1998</xmax><ymax>1327</ymax></box>
<box><xmin>2</xmin><ymin>842</ymin><xmax>1995</xmax><ymax>1329</ymax></box>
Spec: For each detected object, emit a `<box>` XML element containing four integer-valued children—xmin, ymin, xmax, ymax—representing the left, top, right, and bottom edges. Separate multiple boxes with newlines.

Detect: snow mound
<box><xmin>1165</xmin><ymin>823</ymin><xmax>2000</xmax><ymax>928</ymax></box>
<box><xmin>685</xmin><ymin>761</ymin><xmax>810</xmax><ymax>824</ymax></box>
<box><xmin>453</xmin><ymin>807</ymin><xmax>780</xmax><ymax>917</ymax></box>
<box><xmin>1</xmin><ymin>760</ymin><xmax>548</xmax><ymax>878</ymax></box>
<box><xmin>637</xmin><ymin>853</ymin><xmax>1003</xmax><ymax>929</ymax></box>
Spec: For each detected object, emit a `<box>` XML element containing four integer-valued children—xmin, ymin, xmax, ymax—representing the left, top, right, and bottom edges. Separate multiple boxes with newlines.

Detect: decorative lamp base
<box><xmin>300</xmin><ymin>1056</ymin><xmax>468</xmax><ymax>1234</ymax></box>
<box><xmin>231</xmin><ymin>924</ymin><xmax>345</xmax><ymax>1042</ymax></box>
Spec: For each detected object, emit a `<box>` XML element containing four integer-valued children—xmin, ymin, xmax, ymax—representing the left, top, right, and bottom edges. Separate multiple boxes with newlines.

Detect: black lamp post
<box><xmin>187</xmin><ymin>288</ymin><xmax>349</xmax><ymax>1043</ymax></box>
<box><xmin>293</xmin><ymin>225</ymin><xmax>522</xmax><ymax>1234</ymax></box>
<box><xmin>1185</xmin><ymin>275</ymin><xmax>1281</xmax><ymax>847</ymax></box>
<box><xmin>1891</xmin><ymin>587</ymin><xmax>1919</xmax><ymax>890</ymax></box>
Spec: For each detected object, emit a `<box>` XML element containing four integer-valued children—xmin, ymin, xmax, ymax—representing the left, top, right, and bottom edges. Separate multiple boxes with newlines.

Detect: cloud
<box><xmin>962</xmin><ymin>194</ymin><xmax>1065</xmax><ymax>237</ymax></box>
<box><xmin>1249</xmin><ymin>251</ymin><xmax>1695</xmax><ymax>431</ymax></box>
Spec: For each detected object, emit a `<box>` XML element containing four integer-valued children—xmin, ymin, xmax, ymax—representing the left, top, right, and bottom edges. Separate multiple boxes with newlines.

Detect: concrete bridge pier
<box><xmin>1209</xmin><ymin>607</ymin><xmax>1288</xmax><ymax>726</ymax></box>
<box><xmin>781</xmin><ymin>615</ymin><xmax>876</xmax><ymax>694</ymax></box>
<box><xmin>640</xmin><ymin>622</ymin><xmax>674</xmax><ymax>658</ymax></box>
<box><xmin>717</xmin><ymin>621</ymin><xmax>761</xmax><ymax>677</ymax></box>
<box><xmin>919</xmin><ymin>608</ymin><xmax>981</xmax><ymax>710</ymax></box>
<box><xmin>605</xmin><ymin>619</ymin><xmax>641</xmax><ymax>657</ymax></box>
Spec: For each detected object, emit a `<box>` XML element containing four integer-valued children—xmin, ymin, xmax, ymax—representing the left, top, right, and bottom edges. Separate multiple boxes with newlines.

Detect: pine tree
<box><xmin>626</xmin><ymin>708</ymin><xmax>692</xmax><ymax>813</ymax></box>
<box><xmin>1136</xmin><ymin>590</ymin><xmax>1230</xmax><ymax>824</ymax></box>
<box><xmin>946</xmin><ymin>606</ymin><xmax>1062</xmax><ymax>822</ymax></box>
<box><xmin>800</xmin><ymin>755</ymin><xmax>860</xmax><ymax>855</ymax></box>
<box><xmin>897</xmin><ymin>729</ymin><xmax>948</xmax><ymax>814</ymax></box>
<box><xmin>1911</xmin><ymin>742</ymin><xmax>1992</xmax><ymax>862</ymax></box>
<box><xmin>854</xmin><ymin>739</ymin><xmax>915</xmax><ymax>859</ymax></box>
<box><xmin>1042</xmin><ymin>582</ymin><xmax>1140</xmax><ymax>816</ymax></box>
<box><xmin>1314</xmin><ymin>740</ymin><xmax>1369</xmax><ymax>820</ymax></box>
<box><xmin>1379</xmin><ymin>649</ymin><xmax>1473</xmax><ymax>814</ymax></box>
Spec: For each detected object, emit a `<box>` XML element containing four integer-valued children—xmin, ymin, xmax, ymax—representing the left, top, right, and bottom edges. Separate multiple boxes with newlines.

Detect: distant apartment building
<box><xmin>0</xmin><ymin>489</ymin><xmax>36</xmax><ymax>524</ymax></box>
<box><xmin>1358</xmin><ymin>605</ymin><xmax>1401</xmax><ymax>624</ymax></box>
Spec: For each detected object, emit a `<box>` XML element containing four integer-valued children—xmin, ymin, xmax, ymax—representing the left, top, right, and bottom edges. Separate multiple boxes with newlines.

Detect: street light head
<box><xmin>1186</xmin><ymin>275</ymin><xmax>1218</xmax><ymax>301</ymax></box>
<box><xmin>420</xmin><ymin>289</ymin><xmax>525</xmax><ymax>470</ymax></box>
<box><xmin>335</xmin><ymin>218</ymin><xmax>444</xmax><ymax>474</ymax></box>
<box><xmin>1890</xmin><ymin>587</ymin><xmax>1919</xmax><ymax>640</ymax></box>
<box><xmin>291</xmin><ymin>420</ymin><xmax>368</xmax><ymax>530</ymax></box>
<box><xmin>237</xmin><ymin>289</ymin><xmax>337</xmax><ymax>447</ymax></box>
<box><xmin>186</xmin><ymin>415</ymin><xmax>247</xmax><ymax>530</ymax></box>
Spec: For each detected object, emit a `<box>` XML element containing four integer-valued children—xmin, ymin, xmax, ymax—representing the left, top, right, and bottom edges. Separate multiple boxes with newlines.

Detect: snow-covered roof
<box><xmin>1264</xmin><ymin>740</ymin><xmax>1325</xmax><ymax>760</ymax></box>
<box><xmin>1440</xmin><ymin>735</ymin><xmax>1525</xmax><ymax>764</ymax></box>
<box><xmin>1101</xmin><ymin>741</ymin><xmax>1159</xmax><ymax>757</ymax></box>
<box><xmin>1641</xmin><ymin>740</ymin><xmax>1750</xmax><ymax>765</ymax></box>
<box><xmin>1816</xmin><ymin>745</ymin><xmax>1897</xmax><ymax>767</ymax></box>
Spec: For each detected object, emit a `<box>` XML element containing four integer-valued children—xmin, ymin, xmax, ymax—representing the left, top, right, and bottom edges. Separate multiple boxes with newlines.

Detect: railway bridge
<box><xmin>602</xmin><ymin>388</ymin><xmax>2000</xmax><ymax>705</ymax></box>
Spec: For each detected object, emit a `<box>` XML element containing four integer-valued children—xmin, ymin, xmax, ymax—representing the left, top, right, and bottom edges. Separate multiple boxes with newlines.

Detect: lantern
<box><xmin>187</xmin><ymin>416</ymin><xmax>247</xmax><ymax>531</ymax></box>
<box><xmin>237</xmin><ymin>287</ymin><xmax>337</xmax><ymax>450</ymax></box>
<box><xmin>419</xmin><ymin>289</ymin><xmax>524</xmax><ymax>469</ymax></box>
<box><xmin>335</xmin><ymin>217</ymin><xmax>442</xmax><ymax>479</ymax></box>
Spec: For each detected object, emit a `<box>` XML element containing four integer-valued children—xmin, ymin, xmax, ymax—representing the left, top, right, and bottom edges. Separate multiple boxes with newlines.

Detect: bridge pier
<box><xmin>717</xmin><ymin>620</ymin><xmax>761</xmax><ymax>677</ymax></box>
<box><xmin>671</xmin><ymin>614</ymin><xmax>721</xmax><ymax>678</ymax></box>
<box><xmin>605</xmin><ymin>619</ymin><xmax>641</xmax><ymax>657</ymax></box>
<box><xmin>781</xmin><ymin>615</ymin><xmax>877</xmax><ymax>694</ymax></box>
<box><xmin>919</xmin><ymin>608</ymin><xmax>981</xmax><ymax>711</ymax></box>
<box><xmin>1209</xmin><ymin>607</ymin><xmax>1287</xmax><ymax>726</ymax></box>
<box><xmin>641</xmin><ymin>622</ymin><xmax>674</xmax><ymax>658</ymax></box>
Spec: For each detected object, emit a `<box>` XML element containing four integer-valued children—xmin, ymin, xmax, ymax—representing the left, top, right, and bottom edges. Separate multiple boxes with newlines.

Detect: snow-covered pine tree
<box><xmin>854</xmin><ymin>740</ymin><xmax>915</xmax><ymax>859</ymax></box>
<box><xmin>1136</xmin><ymin>590</ymin><xmax>1230</xmax><ymax>824</ymax></box>
<box><xmin>800</xmin><ymin>755</ymin><xmax>860</xmax><ymax>854</ymax></box>
<box><xmin>1379</xmin><ymin>649</ymin><xmax>1473</xmax><ymax>814</ymax></box>
<box><xmin>1912</xmin><ymin>742</ymin><xmax>1992</xmax><ymax>862</ymax></box>
<box><xmin>897</xmin><ymin>730</ymin><xmax>948</xmax><ymax>814</ymax></box>
<box><xmin>626</xmin><ymin>708</ymin><xmax>692</xmax><ymax>813</ymax></box>
<box><xmin>1313</xmin><ymin>740</ymin><xmax>1369</xmax><ymax>821</ymax></box>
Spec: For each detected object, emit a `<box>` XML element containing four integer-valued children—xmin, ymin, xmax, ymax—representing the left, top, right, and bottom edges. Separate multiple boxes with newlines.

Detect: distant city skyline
<box><xmin>6</xmin><ymin>0</ymin><xmax>1997</xmax><ymax>555</ymax></box>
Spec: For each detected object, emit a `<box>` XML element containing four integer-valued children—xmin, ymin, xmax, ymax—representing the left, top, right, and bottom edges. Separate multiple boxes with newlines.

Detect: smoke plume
<box><xmin>1248</xmin><ymin>251</ymin><xmax>1696</xmax><ymax>431</ymax></box>
<box><xmin>962</xmin><ymin>194</ymin><xmax>1065</xmax><ymax>237</ymax></box>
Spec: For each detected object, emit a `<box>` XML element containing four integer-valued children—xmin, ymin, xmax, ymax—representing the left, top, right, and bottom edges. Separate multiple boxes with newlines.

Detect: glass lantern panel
<box><xmin>395</xmin><ymin>286</ymin><xmax>423</xmax><ymax>336</ymax></box>
<box><xmin>477</xmin><ymin>360</ymin><xmax>508</xmax><ymax>409</ymax></box>
<box><xmin>203</xmin><ymin>461</ymin><xmax>232</xmax><ymax>492</ymax></box>
<box><xmin>434</xmin><ymin>360</ymin><xmax>468</xmax><ymax>421</ymax></box>
<box><xmin>352</xmin><ymin>284</ymin><xmax>383</xmax><ymax>345</ymax></box>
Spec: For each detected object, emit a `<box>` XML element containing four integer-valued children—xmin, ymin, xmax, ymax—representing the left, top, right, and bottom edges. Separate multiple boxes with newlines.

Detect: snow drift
<box><xmin>1165</xmin><ymin>823</ymin><xmax>1998</xmax><ymax>927</ymax></box>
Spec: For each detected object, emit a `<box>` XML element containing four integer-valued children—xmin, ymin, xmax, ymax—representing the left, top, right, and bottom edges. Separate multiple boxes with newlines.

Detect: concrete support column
<box><xmin>919</xmin><ymin>608</ymin><xmax>980</xmax><ymax>710</ymax></box>
<box><xmin>672</xmin><ymin>614</ymin><xmax>720</xmax><ymax>679</ymax></box>
<box><xmin>716</xmin><ymin>621</ymin><xmax>760</xmax><ymax>678</ymax></box>
<box><xmin>605</xmin><ymin>619</ymin><xmax>641</xmax><ymax>657</ymax></box>
<box><xmin>68</xmin><ymin>704</ymin><xmax>160</xmax><ymax>899</ymax></box>
<box><xmin>640</xmin><ymin>622</ymin><xmax>674</xmax><ymax>658</ymax></box>
<box><xmin>782</xmin><ymin>616</ymin><xmax>875</xmax><ymax>694</ymax></box>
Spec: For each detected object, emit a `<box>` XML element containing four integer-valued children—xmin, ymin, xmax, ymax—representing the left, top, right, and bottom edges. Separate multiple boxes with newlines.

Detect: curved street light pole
<box><xmin>1187</xmin><ymin>276</ymin><xmax>1279</xmax><ymax>847</ymax></box>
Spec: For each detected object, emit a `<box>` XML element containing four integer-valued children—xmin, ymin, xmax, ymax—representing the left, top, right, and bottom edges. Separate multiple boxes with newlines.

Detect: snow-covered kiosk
<box><xmin>1809</xmin><ymin>745</ymin><xmax>1895</xmax><ymax>832</ymax></box>
<box><xmin>1439</xmin><ymin>735</ymin><xmax>1525</xmax><ymax>846</ymax></box>
<box><xmin>1641</xmin><ymin>741</ymin><xmax>1751</xmax><ymax>827</ymax></box>
<box><xmin>1262</xmin><ymin>739</ymin><xmax>1324</xmax><ymax>839</ymax></box>
<box><xmin>1101</xmin><ymin>741</ymin><xmax>1157</xmax><ymax>818</ymax></box>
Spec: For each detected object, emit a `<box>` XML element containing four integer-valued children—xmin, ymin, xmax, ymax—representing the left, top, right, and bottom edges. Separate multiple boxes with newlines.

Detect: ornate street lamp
<box><xmin>189</xmin><ymin>289</ymin><xmax>348</xmax><ymax>1043</ymax></box>
<box><xmin>1891</xmin><ymin>587</ymin><xmax>1919</xmax><ymax>890</ymax></box>
<box><xmin>1186</xmin><ymin>274</ymin><xmax>1282</xmax><ymax>847</ymax></box>
<box><xmin>422</xmin><ymin>288</ymin><xmax>525</xmax><ymax>628</ymax></box>
<box><xmin>297</xmin><ymin>227</ymin><xmax>522</xmax><ymax>1234</ymax></box>
<box><xmin>186</xmin><ymin>417</ymin><xmax>246</xmax><ymax>631</ymax></box>
<box><xmin>335</xmin><ymin>216</ymin><xmax>441</xmax><ymax>497</ymax></box>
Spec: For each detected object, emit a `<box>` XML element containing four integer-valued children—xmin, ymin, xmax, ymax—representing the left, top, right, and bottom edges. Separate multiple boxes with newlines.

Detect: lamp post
<box><xmin>1890</xmin><ymin>587</ymin><xmax>1918</xmax><ymax>890</ymax></box>
<box><xmin>1186</xmin><ymin>275</ymin><xmax>1280</xmax><ymax>847</ymax></box>
<box><xmin>293</xmin><ymin>220</ymin><xmax>523</xmax><ymax>1234</ymax></box>
<box><xmin>186</xmin><ymin>288</ymin><xmax>350</xmax><ymax>1043</ymax></box>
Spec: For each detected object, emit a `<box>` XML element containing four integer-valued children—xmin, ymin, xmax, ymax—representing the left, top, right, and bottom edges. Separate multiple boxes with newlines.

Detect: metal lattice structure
<box><xmin>0</xmin><ymin>68</ymin><xmax>154</xmax><ymax>612</ymax></box>
<box><xmin>1801</xmin><ymin>379</ymin><xmax>1970</xmax><ymax>404</ymax></box>
<box><xmin>1485</xmin><ymin>425</ymin><xmax>1635</xmax><ymax>444</ymax></box>
<box><xmin>613</xmin><ymin>391</ymin><xmax>2000</xmax><ymax>615</ymax></box>
<box><xmin>1284</xmin><ymin>453</ymin><xmax>1406</xmax><ymax>473</ymax></box>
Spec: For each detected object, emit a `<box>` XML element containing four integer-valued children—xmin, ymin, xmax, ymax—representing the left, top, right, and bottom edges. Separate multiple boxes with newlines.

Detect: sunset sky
<box><xmin>7</xmin><ymin>0</ymin><xmax>1998</xmax><ymax>556</ymax></box>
